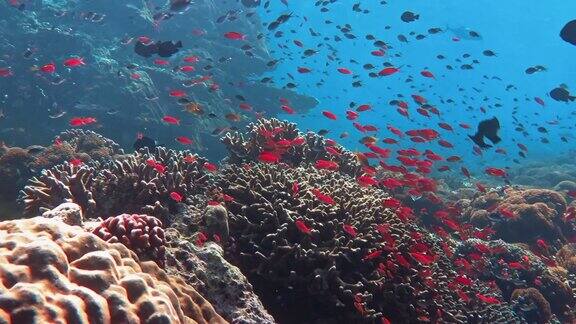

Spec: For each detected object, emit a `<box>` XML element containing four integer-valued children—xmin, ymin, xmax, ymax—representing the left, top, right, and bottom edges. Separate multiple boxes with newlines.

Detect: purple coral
<box><xmin>92</xmin><ymin>213</ymin><xmax>166</xmax><ymax>266</ymax></box>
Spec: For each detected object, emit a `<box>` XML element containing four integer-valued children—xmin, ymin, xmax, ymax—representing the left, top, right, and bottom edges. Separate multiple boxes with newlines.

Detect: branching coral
<box><xmin>92</xmin><ymin>213</ymin><xmax>166</xmax><ymax>266</ymax></box>
<box><xmin>0</xmin><ymin>216</ymin><xmax>227</xmax><ymax>323</ymax></box>
<box><xmin>215</xmin><ymin>163</ymin><xmax>523</xmax><ymax>323</ymax></box>
<box><xmin>21</xmin><ymin>147</ymin><xmax>211</xmax><ymax>221</ymax></box>
<box><xmin>221</xmin><ymin>118</ymin><xmax>362</xmax><ymax>177</ymax></box>
<box><xmin>20</xmin><ymin>162</ymin><xmax>97</xmax><ymax>216</ymax></box>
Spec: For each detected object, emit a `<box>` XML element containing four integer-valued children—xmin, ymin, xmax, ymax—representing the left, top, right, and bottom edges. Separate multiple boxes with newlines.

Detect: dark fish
<box><xmin>483</xmin><ymin>50</ymin><xmax>496</xmax><ymax>56</ymax></box>
<box><xmin>157</xmin><ymin>40</ymin><xmax>182</xmax><ymax>57</ymax></box>
<box><xmin>134</xmin><ymin>41</ymin><xmax>159</xmax><ymax>58</ymax></box>
<box><xmin>560</xmin><ymin>20</ymin><xmax>576</xmax><ymax>46</ymax></box>
<box><xmin>170</xmin><ymin>0</ymin><xmax>192</xmax><ymax>12</ymax></box>
<box><xmin>469</xmin><ymin>117</ymin><xmax>501</xmax><ymax>149</ymax></box>
<box><xmin>134</xmin><ymin>136</ymin><xmax>156</xmax><ymax>151</ymax></box>
<box><xmin>550</xmin><ymin>86</ymin><xmax>576</xmax><ymax>102</ymax></box>
<box><xmin>241</xmin><ymin>0</ymin><xmax>261</xmax><ymax>8</ymax></box>
<box><xmin>400</xmin><ymin>11</ymin><xmax>419</xmax><ymax>23</ymax></box>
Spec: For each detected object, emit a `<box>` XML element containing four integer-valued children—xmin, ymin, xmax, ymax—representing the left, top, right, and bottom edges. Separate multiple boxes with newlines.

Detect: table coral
<box><xmin>0</xmin><ymin>216</ymin><xmax>227</xmax><ymax>324</ymax></box>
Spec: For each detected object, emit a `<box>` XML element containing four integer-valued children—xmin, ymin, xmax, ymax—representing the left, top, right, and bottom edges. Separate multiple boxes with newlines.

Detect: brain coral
<box><xmin>0</xmin><ymin>216</ymin><xmax>226</xmax><ymax>324</ymax></box>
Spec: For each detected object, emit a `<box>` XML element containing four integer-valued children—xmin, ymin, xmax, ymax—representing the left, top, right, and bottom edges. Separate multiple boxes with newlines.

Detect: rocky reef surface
<box><xmin>1</xmin><ymin>119</ymin><xmax>576</xmax><ymax>323</ymax></box>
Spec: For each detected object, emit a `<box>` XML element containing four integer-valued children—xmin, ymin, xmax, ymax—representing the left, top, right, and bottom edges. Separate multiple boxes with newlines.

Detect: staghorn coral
<box><xmin>92</xmin><ymin>213</ymin><xmax>166</xmax><ymax>266</ymax></box>
<box><xmin>20</xmin><ymin>161</ymin><xmax>98</xmax><ymax>216</ymax></box>
<box><xmin>221</xmin><ymin>118</ymin><xmax>361</xmax><ymax>177</ymax></box>
<box><xmin>216</xmin><ymin>163</ymin><xmax>523</xmax><ymax>323</ymax></box>
<box><xmin>0</xmin><ymin>216</ymin><xmax>227</xmax><ymax>324</ymax></box>
<box><xmin>21</xmin><ymin>147</ymin><xmax>211</xmax><ymax>221</ymax></box>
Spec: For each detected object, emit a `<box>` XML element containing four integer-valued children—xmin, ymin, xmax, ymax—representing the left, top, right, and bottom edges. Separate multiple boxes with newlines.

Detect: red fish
<box><xmin>292</xmin><ymin>181</ymin><xmax>299</xmax><ymax>196</ymax></box>
<box><xmin>224</xmin><ymin>31</ymin><xmax>246</xmax><ymax>40</ymax></box>
<box><xmin>410</xmin><ymin>252</ymin><xmax>435</xmax><ymax>265</ymax></box>
<box><xmin>381</xmin><ymin>178</ymin><xmax>403</xmax><ymax>189</ymax></box>
<box><xmin>382</xmin><ymin>197</ymin><xmax>402</xmax><ymax>209</ymax></box>
<box><xmin>203</xmin><ymin>162</ymin><xmax>218</xmax><ymax>172</ymax></box>
<box><xmin>0</xmin><ymin>68</ymin><xmax>13</xmax><ymax>77</ymax></box>
<box><xmin>293</xmin><ymin>40</ymin><xmax>304</xmax><ymax>47</ymax></box>
<box><xmin>371</xmin><ymin>49</ymin><xmax>385</xmax><ymax>56</ymax></box>
<box><xmin>461</xmin><ymin>167</ymin><xmax>471</xmax><ymax>178</ymax></box>
<box><xmin>356</xmin><ymin>104</ymin><xmax>371</xmax><ymax>112</ymax></box>
<box><xmin>420</xmin><ymin>70</ymin><xmax>435</xmax><ymax>79</ymax></box>
<box><xmin>357</xmin><ymin>175</ymin><xmax>378</xmax><ymax>187</ymax></box>
<box><xmin>363</xmin><ymin>249</ymin><xmax>382</xmax><ymax>261</ymax></box>
<box><xmin>40</xmin><ymin>62</ymin><xmax>56</xmax><ymax>73</ymax></box>
<box><xmin>291</xmin><ymin>137</ymin><xmax>306</xmax><ymax>146</ymax></box>
<box><xmin>438</xmin><ymin>122</ymin><xmax>453</xmax><ymax>131</ymax></box>
<box><xmin>342</xmin><ymin>224</ymin><xmax>357</xmax><ymax>237</ymax></box>
<box><xmin>379</xmin><ymin>67</ymin><xmax>399</xmax><ymax>76</ymax></box>
<box><xmin>69</xmin><ymin>117</ymin><xmax>97</xmax><ymax>127</ymax></box>
<box><xmin>322</xmin><ymin>110</ymin><xmax>337</xmax><ymax>120</ymax></box>
<box><xmin>476</xmin><ymin>293</ymin><xmax>501</xmax><ymax>304</ymax></box>
<box><xmin>485</xmin><ymin>167</ymin><xmax>506</xmax><ymax>177</ymax></box>
<box><xmin>315</xmin><ymin>159</ymin><xmax>339</xmax><ymax>171</ymax></box>
<box><xmin>297</xmin><ymin>66</ymin><xmax>311</xmax><ymax>73</ymax></box>
<box><xmin>162</xmin><ymin>115</ymin><xmax>180</xmax><ymax>125</ymax></box>
<box><xmin>295</xmin><ymin>219</ymin><xmax>312</xmax><ymax>234</ymax></box>
<box><xmin>534</xmin><ymin>97</ymin><xmax>545</xmax><ymax>106</ymax></box>
<box><xmin>63</xmin><ymin>57</ymin><xmax>85</xmax><ymax>67</ymax></box>
<box><xmin>258</xmin><ymin>151</ymin><xmax>281</xmax><ymax>163</ymax></box>
<box><xmin>312</xmin><ymin>188</ymin><xmax>336</xmax><ymax>205</ymax></box>
<box><xmin>438</xmin><ymin>140</ymin><xmax>454</xmax><ymax>148</ymax></box>
<box><xmin>154</xmin><ymin>59</ymin><xmax>170</xmax><ymax>65</ymax></box>
<box><xmin>69</xmin><ymin>158</ymin><xmax>83</xmax><ymax>167</ymax></box>
<box><xmin>346</xmin><ymin>110</ymin><xmax>359</xmax><ymax>120</ymax></box>
<box><xmin>170</xmin><ymin>191</ymin><xmax>183</xmax><ymax>202</ymax></box>
<box><xmin>176</xmin><ymin>136</ymin><xmax>193</xmax><ymax>145</ymax></box>
<box><xmin>281</xmin><ymin>105</ymin><xmax>295</xmax><ymax>114</ymax></box>
<box><xmin>169</xmin><ymin>89</ymin><xmax>187</xmax><ymax>97</ymax></box>
<box><xmin>183</xmin><ymin>56</ymin><xmax>200</xmax><ymax>63</ymax></box>
<box><xmin>180</xmin><ymin>65</ymin><xmax>195</xmax><ymax>72</ymax></box>
<box><xmin>337</xmin><ymin>67</ymin><xmax>352</xmax><ymax>74</ymax></box>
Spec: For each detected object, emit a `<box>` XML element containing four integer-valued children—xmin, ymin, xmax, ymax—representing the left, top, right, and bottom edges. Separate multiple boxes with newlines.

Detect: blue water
<box><xmin>259</xmin><ymin>0</ymin><xmax>576</xmax><ymax>176</ymax></box>
<box><xmin>1</xmin><ymin>0</ymin><xmax>575</xmax><ymax>178</ymax></box>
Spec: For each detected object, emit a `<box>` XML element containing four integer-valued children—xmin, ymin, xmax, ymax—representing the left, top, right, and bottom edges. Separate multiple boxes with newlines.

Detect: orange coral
<box><xmin>0</xmin><ymin>217</ymin><xmax>227</xmax><ymax>324</ymax></box>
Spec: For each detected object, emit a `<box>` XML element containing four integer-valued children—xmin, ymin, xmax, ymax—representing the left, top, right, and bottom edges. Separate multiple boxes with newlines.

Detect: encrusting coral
<box><xmin>0</xmin><ymin>144</ymin><xmax>34</xmax><ymax>199</ymax></box>
<box><xmin>221</xmin><ymin>118</ymin><xmax>362</xmax><ymax>177</ymax></box>
<box><xmin>0</xmin><ymin>216</ymin><xmax>227</xmax><ymax>324</ymax></box>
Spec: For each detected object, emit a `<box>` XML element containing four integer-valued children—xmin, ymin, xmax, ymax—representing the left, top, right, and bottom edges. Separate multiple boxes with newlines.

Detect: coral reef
<box><xmin>0</xmin><ymin>144</ymin><xmax>34</xmax><ymax>200</ymax></box>
<box><xmin>462</xmin><ymin>188</ymin><xmax>566</xmax><ymax>244</ymax></box>
<box><xmin>215</xmin><ymin>162</ymin><xmax>524</xmax><ymax>322</ymax></box>
<box><xmin>30</xmin><ymin>129</ymin><xmax>123</xmax><ymax>171</ymax></box>
<box><xmin>92</xmin><ymin>213</ymin><xmax>166</xmax><ymax>266</ymax></box>
<box><xmin>0</xmin><ymin>216</ymin><xmax>226</xmax><ymax>323</ymax></box>
<box><xmin>511</xmin><ymin>288</ymin><xmax>552</xmax><ymax>323</ymax></box>
<box><xmin>21</xmin><ymin>147</ymin><xmax>211</xmax><ymax>221</ymax></box>
<box><xmin>221</xmin><ymin>118</ymin><xmax>362</xmax><ymax>177</ymax></box>
<box><xmin>166</xmin><ymin>228</ymin><xmax>276</xmax><ymax>323</ymax></box>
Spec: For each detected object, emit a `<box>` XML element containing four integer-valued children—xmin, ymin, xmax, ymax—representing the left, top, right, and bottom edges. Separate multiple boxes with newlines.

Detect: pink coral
<box><xmin>92</xmin><ymin>213</ymin><xmax>166</xmax><ymax>266</ymax></box>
